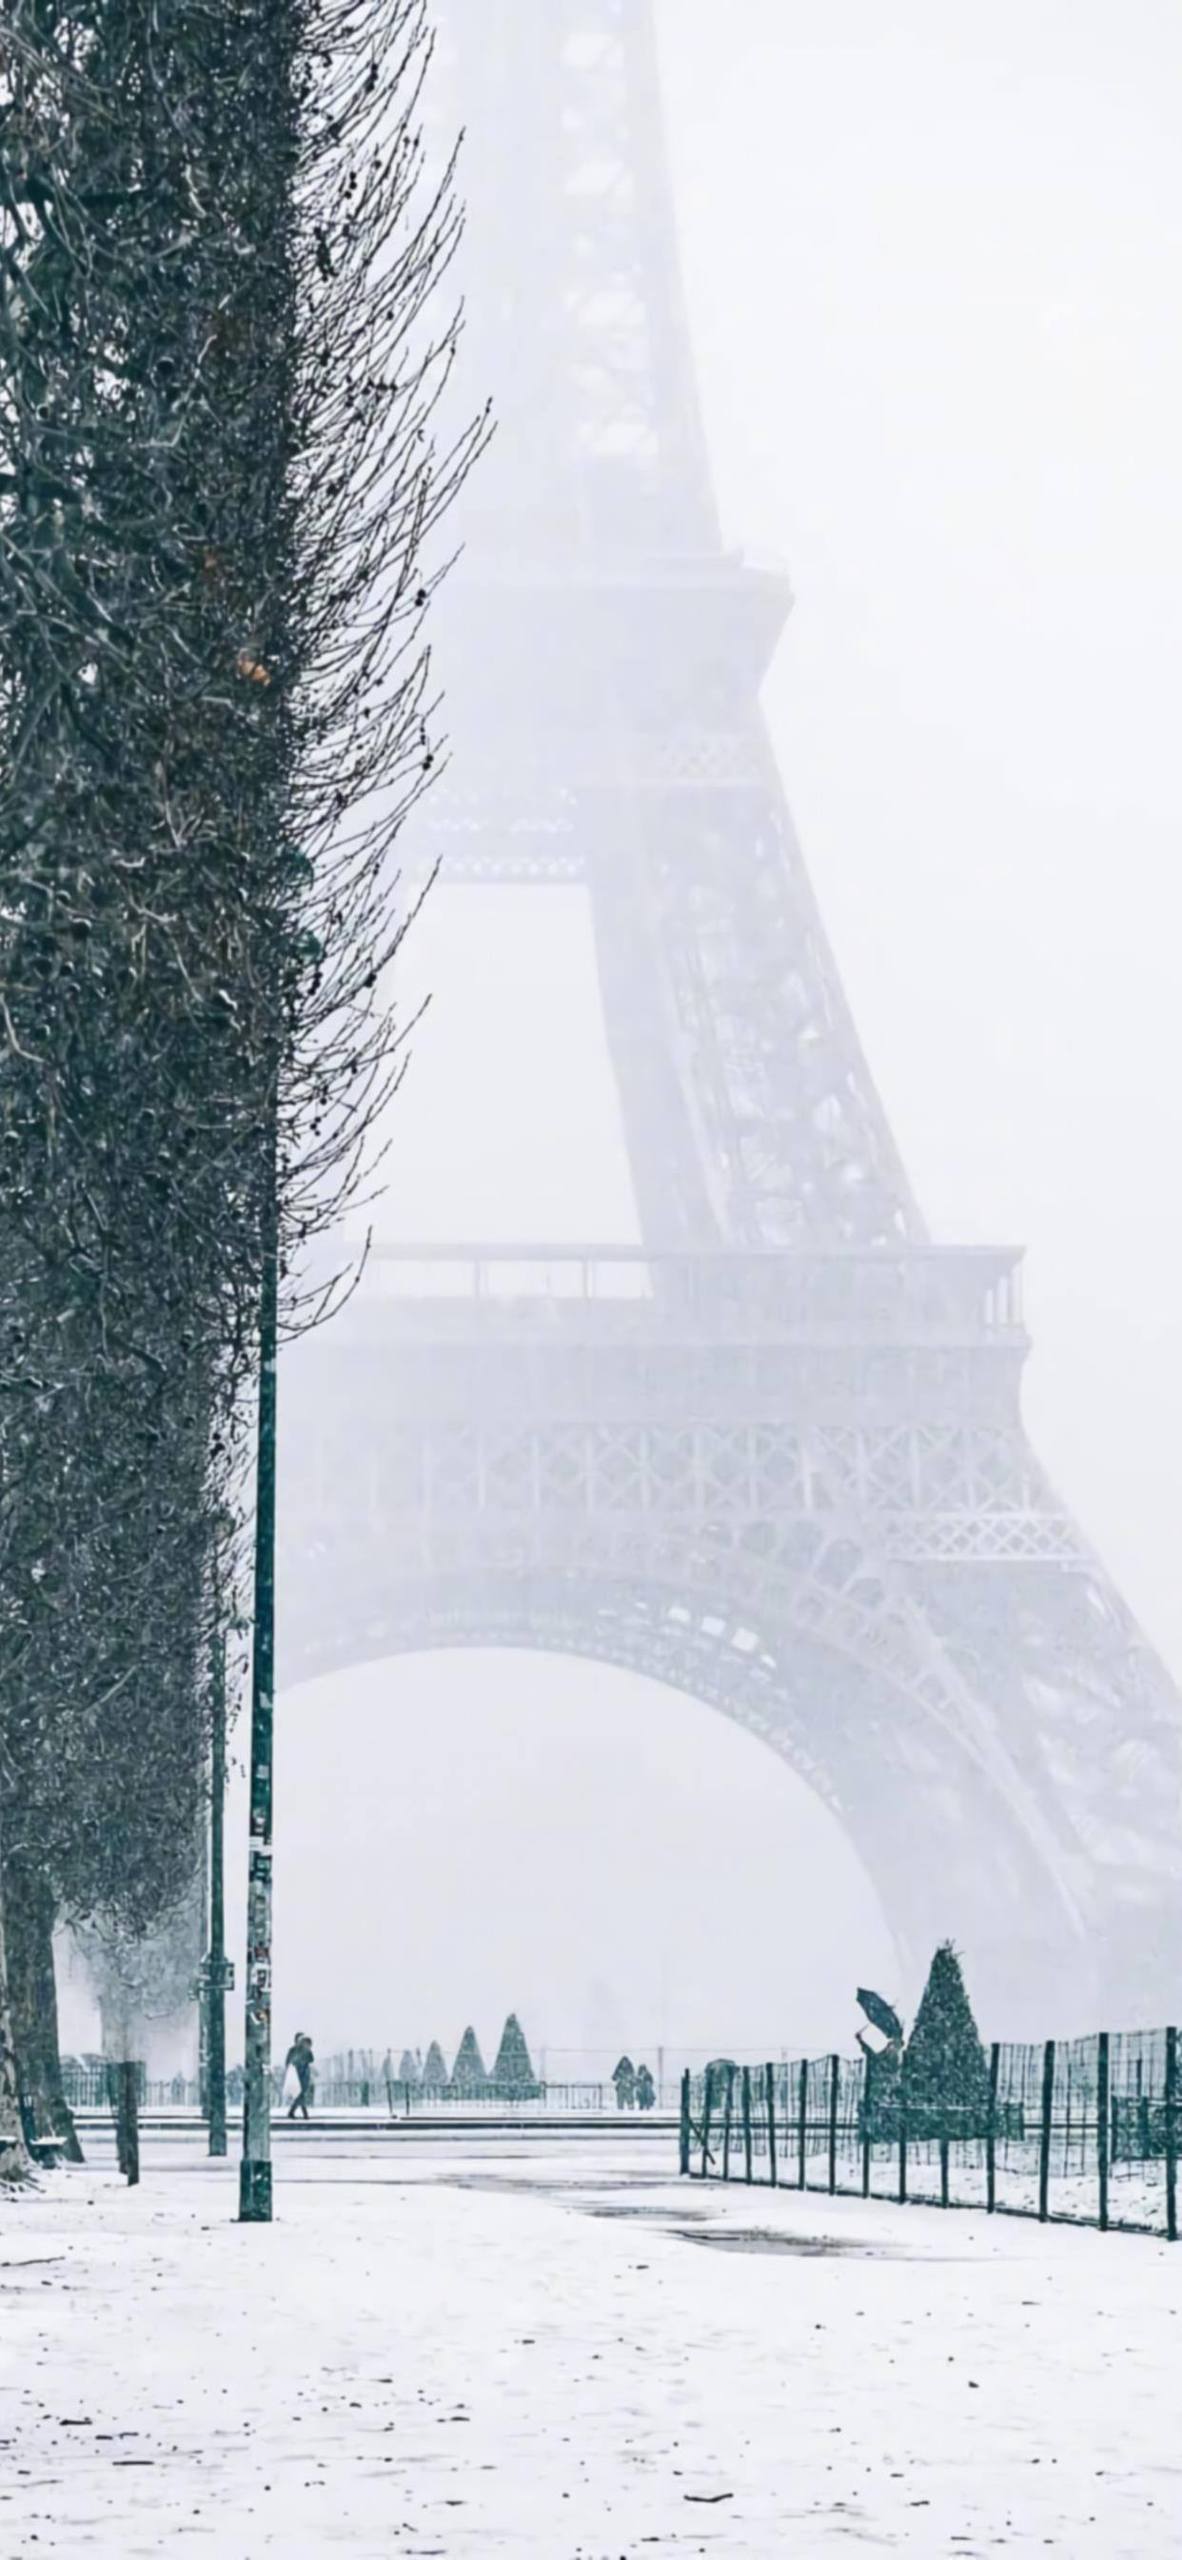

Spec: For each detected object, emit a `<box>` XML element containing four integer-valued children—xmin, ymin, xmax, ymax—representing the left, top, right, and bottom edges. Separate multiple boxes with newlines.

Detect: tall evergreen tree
<box><xmin>490</xmin><ymin>2013</ymin><xmax>540</xmax><ymax>2096</ymax></box>
<box><xmin>450</xmin><ymin>2027</ymin><xmax>487</xmax><ymax>2096</ymax></box>
<box><xmin>901</xmin><ymin>1942</ymin><xmax>992</xmax><ymax>2140</ymax></box>
<box><xmin>420</xmin><ymin>2041</ymin><xmax>449</xmax><ymax>2096</ymax></box>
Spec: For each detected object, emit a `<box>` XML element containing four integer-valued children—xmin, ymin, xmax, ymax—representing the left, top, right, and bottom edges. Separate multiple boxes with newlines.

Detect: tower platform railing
<box><xmin>304</xmin><ymin>1242</ymin><xmax>1026</xmax><ymax>1345</ymax></box>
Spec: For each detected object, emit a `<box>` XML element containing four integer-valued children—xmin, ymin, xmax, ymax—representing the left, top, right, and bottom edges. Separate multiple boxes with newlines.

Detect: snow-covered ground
<box><xmin>1</xmin><ymin>2126</ymin><xmax>1178</xmax><ymax>2557</ymax></box>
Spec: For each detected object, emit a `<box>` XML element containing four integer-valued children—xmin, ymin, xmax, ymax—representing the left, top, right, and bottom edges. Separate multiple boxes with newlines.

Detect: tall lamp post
<box><xmin>239</xmin><ymin>1137</ymin><xmax>279</xmax><ymax>2222</ymax></box>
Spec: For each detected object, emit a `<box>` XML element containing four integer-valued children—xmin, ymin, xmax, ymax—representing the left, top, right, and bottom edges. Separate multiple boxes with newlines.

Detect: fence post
<box><xmin>898</xmin><ymin>2097</ymin><xmax>907</xmax><ymax>2205</ymax></box>
<box><xmin>722</xmin><ymin>2066</ymin><xmax>734</xmax><ymax>2182</ymax></box>
<box><xmin>742</xmin><ymin>2066</ymin><xmax>753</xmax><ymax>2184</ymax></box>
<box><xmin>860</xmin><ymin>2051</ymin><xmax>870</xmax><ymax>2199</ymax></box>
<box><xmin>939</xmin><ymin>2136</ymin><xmax>949</xmax><ymax>2207</ymax></box>
<box><xmin>118</xmin><ymin>2062</ymin><xmax>140</xmax><ymax>2189</ymax></box>
<box><xmin>679</xmin><ymin>2069</ymin><xmax>691</xmax><ymax>2176</ymax></box>
<box><xmin>1038</xmin><ymin>2038</ymin><xmax>1055</xmax><ymax>2222</ymax></box>
<box><xmin>1096</xmin><ymin>2032</ymin><xmax>1109</xmax><ymax>2233</ymax></box>
<box><xmin>106</xmin><ymin>2065</ymin><xmax>124</xmax><ymax>2176</ymax></box>
<box><xmin>827</xmin><ymin>2055</ymin><xmax>839</xmax><ymax>2195</ymax></box>
<box><xmin>797</xmin><ymin>2059</ymin><xmax>808</xmax><ymax>2190</ymax></box>
<box><xmin>765</xmin><ymin>2061</ymin><xmax>778</xmax><ymax>2188</ymax></box>
<box><xmin>1165</xmin><ymin>2026</ymin><xmax>1178</xmax><ymax>2243</ymax></box>
<box><xmin>1137</xmin><ymin>2056</ymin><xmax>1150</xmax><ymax>2161</ymax></box>
<box><xmin>699</xmin><ymin>2068</ymin><xmax>714</xmax><ymax>2179</ymax></box>
<box><xmin>986</xmin><ymin>2042</ymin><xmax>999</xmax><ymax>2212</ymax></box>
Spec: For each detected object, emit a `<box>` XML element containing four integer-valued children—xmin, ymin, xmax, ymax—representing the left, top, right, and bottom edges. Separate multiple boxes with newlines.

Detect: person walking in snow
<box><xmin>285</xmin><ymin>2031</ymin><xmax>315</xmax><ymax>2121</ymax></box>
<box><xmin>612</xmin><ymin>2053</ymin><xmax>636</xmax><ymax>2111</ymax></box>
<box><xmin>635</xmin><ymin>2062</ymin><xmax>656</xmax><ymax>2111</ymax></box>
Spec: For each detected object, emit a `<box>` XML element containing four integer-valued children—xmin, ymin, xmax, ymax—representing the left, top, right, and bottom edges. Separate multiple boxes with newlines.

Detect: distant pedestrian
<box><xmin>612</xmin><ymin>2054</ymin><xmax>636</xmax><ymax>2112</ymax></box>
<box><xmin>285</xmin><ymin>2032</ymin><xmax>315</xmax><ymax>2122</ymax></box>
<box><xmin>635</xmin><ymin>2062</ymin><xmax>656</xmax><ymax>2112</ymax></box>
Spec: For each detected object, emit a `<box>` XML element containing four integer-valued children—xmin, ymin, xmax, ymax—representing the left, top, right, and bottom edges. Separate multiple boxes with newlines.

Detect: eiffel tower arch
<box><xmin>279</xmin><ymin>0</ymin><xmax>1182</xmax><ymax>2027</ymax></box>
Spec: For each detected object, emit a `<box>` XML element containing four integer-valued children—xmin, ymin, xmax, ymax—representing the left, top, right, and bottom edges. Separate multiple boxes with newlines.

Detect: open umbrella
<box><xmin>857</xmin><ymin>1987</ymin><xmax>903</xmax><ymax>2044</ymax></box>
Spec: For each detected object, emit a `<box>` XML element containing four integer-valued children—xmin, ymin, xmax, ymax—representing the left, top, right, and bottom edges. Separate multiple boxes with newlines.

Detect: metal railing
<box><xmin>681</xmin><ymin>2026</ymin><xmax>1180</xmax><ymax>2239</ymax></box>
<box><xmin>308</xmin><ymin>1242</ymin><xmax>1025</xmax><ymax>1343</ymax></box>
<box><xmin>61</xmin><ymin>2061</ymin><xmax>661</xmax><ymax>2117</ymax></box>
<box><xmin>316</xmin><ymin>2072</ymin><xmax>612</xmax><ymax>2113</ymax></box>
<box><xmin>63</xmin><ymin>2064</ymin><xmax>196</xmax><ymax>2111</ymax></box>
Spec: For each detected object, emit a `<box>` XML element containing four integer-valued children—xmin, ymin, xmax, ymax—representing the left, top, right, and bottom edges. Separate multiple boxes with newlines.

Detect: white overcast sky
<box><xmin>127</xmin><ymin>2</ymin><xmax>1180</xmax><ymax>2070</ymax></box>
<box><xmin>381</xmin><ymin>0</ymin><xmax>1182</xmax><ymax>1671</ymax></box>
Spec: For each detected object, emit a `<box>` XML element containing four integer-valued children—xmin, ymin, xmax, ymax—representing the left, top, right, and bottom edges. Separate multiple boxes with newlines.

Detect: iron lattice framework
<box><xmin>279</xmin><ymin>1</ymin><xmax>1181</xmax><ymax>2025</ymax></box>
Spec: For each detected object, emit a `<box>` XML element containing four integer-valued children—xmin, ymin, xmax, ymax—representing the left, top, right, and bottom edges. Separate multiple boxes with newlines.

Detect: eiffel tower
<box><xmin>280</xmin><ymin>0</ymin><xmax>1181</xmax><ymax>2026</ymax></box>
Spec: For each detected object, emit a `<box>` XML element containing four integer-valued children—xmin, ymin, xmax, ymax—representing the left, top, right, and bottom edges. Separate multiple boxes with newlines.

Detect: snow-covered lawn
<box><xmin>1</xmin><ymin>2126</ymin><xmax>1178</xmax><ymax>2556</ymax></box>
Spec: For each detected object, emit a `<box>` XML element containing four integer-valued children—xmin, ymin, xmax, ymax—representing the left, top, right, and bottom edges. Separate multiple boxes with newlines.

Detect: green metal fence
<box><xmin>680</xmin><ymin>2025</ymin><xmax>1179</xmax><ymax>2238</ymax></box>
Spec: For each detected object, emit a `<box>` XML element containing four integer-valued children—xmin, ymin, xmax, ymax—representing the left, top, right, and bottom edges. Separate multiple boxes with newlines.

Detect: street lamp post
<box><xmin>239</xmin><ymin>1139</ymin><xmax>279</xmax><ymax>2222</ymax></box>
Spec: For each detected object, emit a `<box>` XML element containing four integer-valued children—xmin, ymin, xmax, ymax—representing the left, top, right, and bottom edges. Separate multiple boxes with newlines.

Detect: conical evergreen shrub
<box><xmin>421</xmin><ymin>2040</ymin><xmax>449</xmax><ymax>2094</ymax></box>
<box><xmin>490</xmin><ymin>2013</ymin><xmax>540</xmax><ymax>2097</ymax></box>
<box><xmin>449</xmin><ymin>2027</ymin><xmax>488</xmax><ymax>2095</ymax></box>
<box><xmin>398</xmin><ymin>2049</ymin><xmax>420</xmax><ymax>2089</ymax></box>
<box><xmin>901</xmin><ymin>1942</ymin><xmax>991</xmax><ymax>2141</ymax></box>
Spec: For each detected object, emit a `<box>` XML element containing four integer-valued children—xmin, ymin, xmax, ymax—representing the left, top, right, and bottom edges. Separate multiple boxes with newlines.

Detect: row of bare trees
<box><xmin>0</xmin><ymin>0</ymin><xmax>481</xmax><ymax>2180</ymax></box>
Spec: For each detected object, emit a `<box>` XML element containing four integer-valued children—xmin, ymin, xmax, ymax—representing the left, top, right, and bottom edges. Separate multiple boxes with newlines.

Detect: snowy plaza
<box><xmin>2</xmin><ymin>2125</ymin><xmax>1178</xmax><ymax>2559</ymax></box>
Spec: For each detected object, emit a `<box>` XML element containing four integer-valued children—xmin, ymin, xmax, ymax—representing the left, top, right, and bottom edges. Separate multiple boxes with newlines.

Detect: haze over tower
<box><xmin>279</xmin><ymin>0</ymin><xmax>1182</xmax><ymax>2029</ymax></box>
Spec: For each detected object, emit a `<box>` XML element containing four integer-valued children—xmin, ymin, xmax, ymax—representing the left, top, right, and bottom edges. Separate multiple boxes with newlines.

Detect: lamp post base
<box><xmin>238</xmin><ymin>2158</ymin><xmax>273</xmax><ymax>2223</ymax></box>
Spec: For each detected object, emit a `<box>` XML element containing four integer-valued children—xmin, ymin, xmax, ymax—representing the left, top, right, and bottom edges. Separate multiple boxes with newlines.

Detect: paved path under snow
<box><xmin>1</xmin><ymin>2128</ymin><xmax>1178</xmax><ymax>2556</ymax></box>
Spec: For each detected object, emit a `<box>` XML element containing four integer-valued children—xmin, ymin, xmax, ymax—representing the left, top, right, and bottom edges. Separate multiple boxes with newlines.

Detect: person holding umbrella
<box><xmin>855</xmin><ymin>1988</ymin><xmax>903</xmax><ymax>2146</ymax></box>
